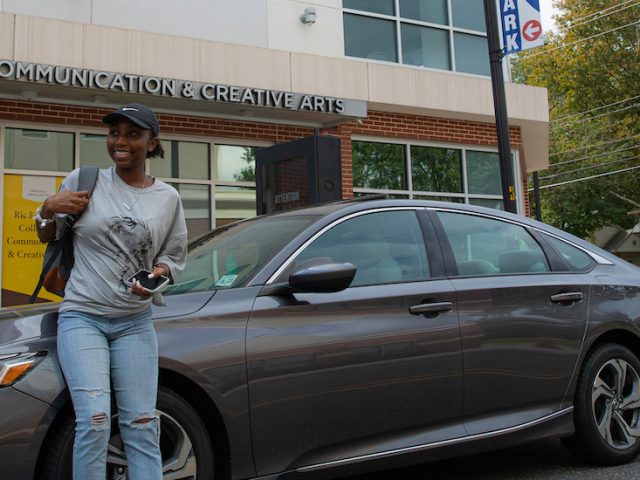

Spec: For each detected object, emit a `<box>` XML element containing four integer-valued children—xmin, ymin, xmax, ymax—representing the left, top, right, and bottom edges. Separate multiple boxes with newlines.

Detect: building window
<box><xmin>152</xmin><ymin>140</ymin><xmax>210</xmax><ymax>180</ymax></box>
<box><xmin>79</xmin><ymin>134</ymin><xmax>111</xmax><ymax>168</ymax></box>
<box><xmin>352</xmin><ymin>141</ymin><xmax>406</xmax><ymax>190</ymax></box>
<box><xmin>343</xmin><ymin>0</ymin><xmax>489</xmax><ymax>76</ymax></box>
<box><xmin>352</xmin><ymin>140</ymin><xmax>510</xmax><ymax>209</ymax></box>
<box><xmin>4</xmin><ymin>128</ymin><xmax>74</xmax><ymax>172</ymax></box>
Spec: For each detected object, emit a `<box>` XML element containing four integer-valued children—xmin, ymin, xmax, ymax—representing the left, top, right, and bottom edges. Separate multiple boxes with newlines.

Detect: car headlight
<box><xmin>0</xmin><ymin>352</ymin><xmax>45</xmax><ymax>387</ymax></box>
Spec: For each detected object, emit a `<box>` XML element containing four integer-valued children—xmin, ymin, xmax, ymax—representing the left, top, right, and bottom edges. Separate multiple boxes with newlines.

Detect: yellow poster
<box><xmin>2</xmin><ymin>174</ymin><xmax>63</xmax><ymax>306</ymax></box>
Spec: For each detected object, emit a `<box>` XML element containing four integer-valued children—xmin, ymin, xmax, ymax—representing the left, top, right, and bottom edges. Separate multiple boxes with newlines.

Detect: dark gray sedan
<box><xmin>2</xmin><ymin>199</ymin><xmax>640</xmax><ymax>480</ymax></box>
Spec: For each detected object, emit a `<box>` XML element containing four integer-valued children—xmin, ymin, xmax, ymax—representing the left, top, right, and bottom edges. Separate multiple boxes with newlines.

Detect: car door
<box><xmin>431</xmin><ymin>209</ymin><xmax>589</xmax><ymax>435</ymax></box>
<box><xmin>246</xmin><ymin>208</ymin><xmax>464</xmax><ymax>476</ymax></box>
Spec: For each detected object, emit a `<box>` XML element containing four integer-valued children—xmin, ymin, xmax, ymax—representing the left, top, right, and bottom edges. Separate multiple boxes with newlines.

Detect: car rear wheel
<box><xmin>563</xmin><ymin>343</ymin><xmax>640</xmax><ymax>465</ymax></box>
<box><xmin>39</xmin><ymin>386</ymin><xmax>214</xmax><ymax>479</ymax></box>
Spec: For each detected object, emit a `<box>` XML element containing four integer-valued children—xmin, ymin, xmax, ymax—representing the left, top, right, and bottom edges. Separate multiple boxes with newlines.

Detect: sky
<box><xmin>539</xmin><ymin>0</ymin><xmax>561</xmax><ymax>32</ymax></box>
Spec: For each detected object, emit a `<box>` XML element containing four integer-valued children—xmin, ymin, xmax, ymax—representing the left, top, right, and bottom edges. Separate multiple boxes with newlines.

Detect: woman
<box><xmin>34</xmin><ymin>103</ymin><xmax>187</xmax><ymax>479</ymax></box>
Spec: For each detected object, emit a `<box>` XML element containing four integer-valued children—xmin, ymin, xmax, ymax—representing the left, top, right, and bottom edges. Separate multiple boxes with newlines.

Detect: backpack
<box><xmin>28</xmin><ymin>166</ymin><xmax>100</xmax><ymax>303</ymax></box>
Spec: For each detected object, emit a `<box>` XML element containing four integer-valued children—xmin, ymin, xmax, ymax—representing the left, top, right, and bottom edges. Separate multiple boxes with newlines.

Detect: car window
<box><xmin>164</xmin><ymin>215</ymin><xmax>319</xmax><ymax>295</ymax></box>
<box><xmin>542</xmin><ymin>234</ymin><xmax>595</xmax><ymax>272</ymax></box>
<box><xmin>436</xmin><ymin>211</ymin><xmax>550</xmax><ymax>275</ymax></box>
<box><xmin>289</xmin><ymin>210</ymin><xmax>430</xmax><ymax>287</ymax></box>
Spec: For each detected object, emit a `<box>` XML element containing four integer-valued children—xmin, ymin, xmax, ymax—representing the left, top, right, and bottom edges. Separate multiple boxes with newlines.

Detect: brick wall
<box><xmin>0</xmin><ymin>99</ymin><xmax>525</xmax><ymax>209</ymax></box>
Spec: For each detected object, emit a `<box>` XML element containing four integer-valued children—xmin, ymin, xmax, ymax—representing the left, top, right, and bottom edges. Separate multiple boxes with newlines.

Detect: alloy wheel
<box><xmin>106</xmin><ymin>409</ymin><xmax>198</xmax><ymax>479</ymax></box>
<box><xmin>591</xmin><ymin>358</ymin><xmax>640</xmax><ymax>449</ymax></box>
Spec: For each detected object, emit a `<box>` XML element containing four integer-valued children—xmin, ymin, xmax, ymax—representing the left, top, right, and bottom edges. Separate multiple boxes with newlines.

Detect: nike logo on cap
<box><xmin>122</xmin><ymin>107</ymin><xmax>139</xmax><ymax>112</ymax></box>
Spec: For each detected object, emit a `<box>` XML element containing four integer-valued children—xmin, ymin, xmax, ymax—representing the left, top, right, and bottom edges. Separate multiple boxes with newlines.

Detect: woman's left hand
<box><xmin>131</xmin><ymin>264</ymin><xmax>170</xmax><ymax>298</ymax></box>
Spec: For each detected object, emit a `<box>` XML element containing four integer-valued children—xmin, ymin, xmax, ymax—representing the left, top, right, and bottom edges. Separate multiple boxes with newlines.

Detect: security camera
<box><xmin>300</xmin><ymin>7</ymin><xmax>317</xmax><ymax>25</ymax></box>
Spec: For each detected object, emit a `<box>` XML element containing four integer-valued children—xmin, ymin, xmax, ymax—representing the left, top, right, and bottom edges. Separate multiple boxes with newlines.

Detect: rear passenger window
<box><xmin>543</xmin><ymin>235</ymin><xmax>595</xmax><ymax>272</ymax></box>
<box><xmin>436</xmin><ymin>212</ymin><xmax>550</xmax><ymax>276</ymax></box>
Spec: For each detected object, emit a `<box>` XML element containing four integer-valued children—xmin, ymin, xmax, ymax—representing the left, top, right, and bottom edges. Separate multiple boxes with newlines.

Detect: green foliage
<box><xmin>512</xmin><ymin>0</ymin><xmax>640</xmax><ymax>239</ymax></box>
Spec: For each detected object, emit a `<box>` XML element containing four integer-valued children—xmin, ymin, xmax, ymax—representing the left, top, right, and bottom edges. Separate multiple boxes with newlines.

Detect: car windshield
<box><xmin>164</xmin><ymin>214</ymin><xmax>320</xmax><ymax>295</ymax></box>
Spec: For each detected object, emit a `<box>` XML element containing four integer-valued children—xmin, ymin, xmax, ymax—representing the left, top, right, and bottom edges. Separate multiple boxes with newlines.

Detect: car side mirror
<box><xmin>259</xmin><ymin>258</ymin><xmax>356</xmax><ymax>296</ymax></box>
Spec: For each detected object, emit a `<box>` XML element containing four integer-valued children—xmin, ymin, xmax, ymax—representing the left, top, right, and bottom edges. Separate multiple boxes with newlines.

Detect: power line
<box><xmin>522</xmin><ymin>19</ymin><xmax>640</xmax><ymax>60</ymax></box>
<box><xmin>549</xmin><ymin>144</ymin><xmax>640</xmax><ymax>167</ymax></box>
<box><xmin>565</xmin><ymin>1</ymin><xmax>640</xmax><ymax>30</ymax></box>
<box><xmin>551</xmin><ymin>103</ymin><xmax>639</xmax><ymax>127</ymax></box>
<box><xmin>540</xmin><ymin>154</ymin><xmax>640</xmax><ymax>180</ymax></box>
<box><xmin>551</xmin><ymin>94</ymin><xmax>640</xmax><ymax>123</ymax></box>
<box><xmin>531</xmin><ymin>165</ymin><xmax>640</xmax><ymax>191</ymax></box>
<box><xmin>549</xmin><ymin>134</ymin><xmax>640</xmax><ymax>157</ymax></box>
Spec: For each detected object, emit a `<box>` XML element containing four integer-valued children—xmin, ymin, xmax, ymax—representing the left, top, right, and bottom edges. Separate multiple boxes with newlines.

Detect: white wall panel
<box><xmin>2</xmin><ymin>0</ymin><xmax>91</xmax><ymax>23</ymax></box>
<box><xmin>0</xmin><ymin>12</ymin><xmax>14</xmax><ymax>59</ymax></box>
<box><xmin>14</xmin><ymin>15</ymin><xmax>83</xmax><ymax>67</ymax></box>
<box><xmin>92</xmin><ymin>0</ymin><xmax>268</xmax><ymax>48</ymax></box>
<box><xmin>268</xmin><ymin>0</ymin><xmax>343</xmax><ymax>56</ymax></box>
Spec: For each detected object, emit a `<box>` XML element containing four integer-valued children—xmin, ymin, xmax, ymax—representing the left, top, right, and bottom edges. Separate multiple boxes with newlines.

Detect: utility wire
<box><xmin>569</xmin><ymin>0</ymin><xmax>640</xmax><ymax>28</ymax></box>
<box><xmin>565</xmin><ymin>0</ymin><xmax>640</xmax><ymax>30</ymax></box>
<box><xmin>552</xmin><ymin>103</ymin><xmax>639</xmax><ymax>127</ymax></box>
<box><xmin>540</xmin><ymin>154</ymin><xmax>640</xmax><ymax>180</ymax></box>
<box><xmin>522</xmin><ymin>19</ymin><xmax>640</xmax><ymax>60</ymax></box>
<box><xmin>531</xmin><ymin>165</ymin><xmax>640</xmax><ymax>191</ymax></box>
<box><xmin>551</xmin><ymin>94</ymin><xmax>640</xmax><ymax>123</ymax></box>
<box><xmin>549</xmin><ymin>134</ymin><xmax>640</xmax><ymax>157</ymax></box>
<box><xmin>549</xmin><ymin>144</ymin><xmax>640</xmax><ymax>167</ymax></box>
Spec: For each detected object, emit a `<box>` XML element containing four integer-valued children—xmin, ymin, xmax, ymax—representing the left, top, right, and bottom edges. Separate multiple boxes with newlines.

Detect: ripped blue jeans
<box><xmin>57</xmin><ymin>308</ymin><xmax>162</xmax><ymax>480</ymax></box>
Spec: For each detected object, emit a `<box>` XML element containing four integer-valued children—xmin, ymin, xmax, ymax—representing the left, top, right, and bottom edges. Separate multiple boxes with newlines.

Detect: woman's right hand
<box><xmin>41</xmin><ymin>190</ymin><xmax>91</xmax><ymax>218</ymax></box>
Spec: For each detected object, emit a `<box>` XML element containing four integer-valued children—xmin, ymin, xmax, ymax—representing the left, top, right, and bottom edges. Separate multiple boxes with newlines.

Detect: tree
<box><xmin>512</xmin><ymin>0</ymin><xmax>639</xmax><ymax>239</ymax></box>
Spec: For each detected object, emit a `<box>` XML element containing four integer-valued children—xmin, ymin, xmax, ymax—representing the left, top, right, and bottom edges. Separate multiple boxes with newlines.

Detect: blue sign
<box><xmin>500</xmin><ymin>0</ymin><xmax>544</xmax><ymax>55</ymax></box>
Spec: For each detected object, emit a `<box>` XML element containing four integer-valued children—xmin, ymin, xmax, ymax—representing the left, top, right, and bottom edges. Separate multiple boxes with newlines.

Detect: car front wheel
<box><xmin>39</xmin><ymin>386</ymin><xmax>214</xmax><ymax>479</ymax></box>
<box><xmin>563</xmin><ymin>343</ymin><xmax>640</xmax><ymax>465</ymax></box>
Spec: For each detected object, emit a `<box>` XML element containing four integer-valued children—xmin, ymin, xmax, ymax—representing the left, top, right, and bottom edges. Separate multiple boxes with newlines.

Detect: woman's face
<box><xmin>106</xmin><ymin>118</ymin><xmax>157</xmax><ymax>170</ymax></box>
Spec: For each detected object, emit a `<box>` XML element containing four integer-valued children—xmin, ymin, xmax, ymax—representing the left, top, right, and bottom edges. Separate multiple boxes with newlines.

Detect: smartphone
<box><xmin>127</xmin><ymin>269</ymin><xmax>170</xmax><ymax>293</ymax></box>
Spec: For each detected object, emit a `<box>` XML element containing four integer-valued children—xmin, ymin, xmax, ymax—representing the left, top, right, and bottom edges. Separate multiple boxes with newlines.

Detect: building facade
<box><xmin>0</xmin><ymin>0</ymin><xmax>549</xmax><ymax>305</ymax></box>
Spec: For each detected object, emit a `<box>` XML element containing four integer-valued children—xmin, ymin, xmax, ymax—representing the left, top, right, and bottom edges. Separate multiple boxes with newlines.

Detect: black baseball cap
<box><xmin>102</xmin><ymin>103</ymin><xmax>160</xmax><ymax>136</ymax></box>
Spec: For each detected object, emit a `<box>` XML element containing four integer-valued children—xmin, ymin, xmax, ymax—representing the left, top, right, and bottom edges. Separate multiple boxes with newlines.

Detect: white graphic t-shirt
<box><xmin>58</xmin><ymin>167</ymin><xmax>187</xmax><ymax>317</ymax></box>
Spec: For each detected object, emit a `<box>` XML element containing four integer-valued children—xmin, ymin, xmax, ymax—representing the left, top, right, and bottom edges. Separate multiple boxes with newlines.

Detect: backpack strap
<box><xmin>28</xmin><ymin>166</ymin><xmax>100</xmax><ymax>304</ymax></box>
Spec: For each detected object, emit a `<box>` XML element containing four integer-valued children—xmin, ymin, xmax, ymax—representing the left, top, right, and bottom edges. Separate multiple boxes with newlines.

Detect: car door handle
<box><xmin>550</xmin><ymin>292</ymin><xmax>584</xmax><ymax>304</ymax></box>
<box><xmin>409</xmin><ymin>301</ymin><xmax>453</xmax><ymax>315</ymax></box>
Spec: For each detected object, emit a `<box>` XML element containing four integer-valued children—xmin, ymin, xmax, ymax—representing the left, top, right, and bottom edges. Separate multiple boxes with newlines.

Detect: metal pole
<box><xmin>484</xmin><ymin>0</ymin><xmax>517</xmax><ymax>214</ymax></box>
<box><xmin>533</xmin><ymin>171</ymin><xmax>542</xmax><ymax>221</ymax></box>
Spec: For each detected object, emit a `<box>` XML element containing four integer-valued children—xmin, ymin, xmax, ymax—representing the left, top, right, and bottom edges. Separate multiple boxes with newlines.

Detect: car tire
<box><xmin>563</xmin><ymin>343</ymin><xmax>640</xmax><ymax>465</ymax></box>
<box><xmin>38</xmin><ymin>386</ymin><xmax>214</xmax><ymax>479</ymax></box>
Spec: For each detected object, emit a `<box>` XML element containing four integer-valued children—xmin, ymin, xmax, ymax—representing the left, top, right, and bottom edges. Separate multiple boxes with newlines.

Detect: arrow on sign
<box><xmin>522</xmin><ymin>19</ymin><xmax>542</xmax><ymax>41</ymax></box>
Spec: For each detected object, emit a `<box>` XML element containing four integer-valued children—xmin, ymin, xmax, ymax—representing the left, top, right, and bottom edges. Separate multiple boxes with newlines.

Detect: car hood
<box><xmin>0</xmin><ymin>303</ymin><xmax>60</xmax><ymax>347</ymax></box>
<box><xmin>0</xmin><ymin>290</ymin><xmax>217</xmax><ymax>347</ymax></box>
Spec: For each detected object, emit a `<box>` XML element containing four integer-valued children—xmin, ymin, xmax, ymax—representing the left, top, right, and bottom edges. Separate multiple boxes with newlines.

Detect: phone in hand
<box><xmin>127</xmin><ymin>269</ymin><xmax>170</xmax><ymax>293</ymax></box>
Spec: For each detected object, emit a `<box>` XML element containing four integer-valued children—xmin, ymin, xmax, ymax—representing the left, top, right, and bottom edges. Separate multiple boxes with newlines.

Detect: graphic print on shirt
<box><xmin>104</xmin><ymin>216</ymin><xmax>153</xmax><ymax>290</ymax></box>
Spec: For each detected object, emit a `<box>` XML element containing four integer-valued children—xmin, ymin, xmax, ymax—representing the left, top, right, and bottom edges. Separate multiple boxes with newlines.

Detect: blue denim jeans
<box><xmin>57</xmin><ymin>308</ymin><xmax>162</xmax><ymax>480</ymax></box>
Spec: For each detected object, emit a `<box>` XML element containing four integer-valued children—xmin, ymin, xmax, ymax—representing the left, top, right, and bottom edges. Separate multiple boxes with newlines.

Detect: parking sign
<box><xmin>500</xmin><ymin>0</ymin><xmax>544</xmax><ymax>54</ymax></box>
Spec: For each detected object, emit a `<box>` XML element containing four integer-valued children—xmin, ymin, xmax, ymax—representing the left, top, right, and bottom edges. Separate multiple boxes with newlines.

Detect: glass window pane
<box><xmin>414</xmin><ymin>195</ymin><xmax>464</xmax><ymax>203</ymax></box>
<box><xmin>468</xmin><ymin>198</ymin><xmax>504</xmax><ymax>210</ymax></box>
<box><xmin>466</xmin><ymin>150</ymin><xmax>501</xmax><ymax>195</ymax></box>
<box><xmin>344</xmin><ymin>14</ymin><xmax>398</xmax><ymax>62</ymax></box>
<box><xmin>411</xmin><ymin>146</ymin><xmax>462</xmax><ymax>192</ymax></box>
<box><xmin>401</xmin><ymin>24</ymin><xmax>450</xmax><ymax>69</ymax></box>
<box><xmin>170</xmin><ymin>183</ymin><xmax>211</xmax><ymax>240</ymax></box>
<box><xmin>400</xmin><ymin>0</ymin><xmax>447</xmax><ymax>25</ymax></box>
<box><xmin>454</xmin><ymin>33</ymin><xmax>489</xmax><ymax>75</ymax></box>
<box><xmin>544</xmin><ymin>235</ymin><xmax>595</xmax><ymax>272</ymax></box>
<box><xmin>451</xmin><ymin>0</ymin><xmax>486</xmax><ymax>32</ymax></box>
<box><xmin>215</xmin><ymin>145</ymin><xmax>257</xmax><ymax>182</ymax></box>
<box><xmin>436</xmin><ymin>211</ymin><xmax>549</xmax><ymax>275</ymax></box>
<box><xmin>352</xmin><ymin>141</ymin><xmax>407</xmax><ymax>190</ymax></box>
<box><xmin>165</xmin><ymin>214</ymin><xmax>319</xmax><ymax>295</ymax></box>
<box><xmin>215</xmin><ymin>186</ymin><xmax>257</xmax><ymax>226</ymax></box>
<box><xmin>343</xmin><ymin>0</ymin><xmax>394</xmax><ymax>15</ymax></box>
<box><xmin>152</xmin><ymin>140</ymin><xmax>209</xmax><ymax>180</ymax></box>
<box><xmin>4</xmin><ymin>128</ymin><xmax>73</xmax><ymax>171</ymax></box>
<box><xmin>79</xmin><ymin>134</ymin><xmax>112</xmax><ymax>169</ymax></box>
<box><xmin>293</xmin><ymin>211</ymin><xmax>430</xmax><ymax>286</ymax></box>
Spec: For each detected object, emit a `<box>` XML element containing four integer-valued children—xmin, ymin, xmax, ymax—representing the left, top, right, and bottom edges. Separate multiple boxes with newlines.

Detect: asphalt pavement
<box><xmin>345</xmin><ymin>439</ymin><xmax>640</xmax><ymax>479</ymax></box>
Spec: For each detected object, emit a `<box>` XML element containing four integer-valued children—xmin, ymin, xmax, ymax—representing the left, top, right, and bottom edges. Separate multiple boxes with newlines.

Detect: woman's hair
<box><xmin>148</xmin><ymin>139</ymin><xmax>165</xmax><ymax>159</ymax></box>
